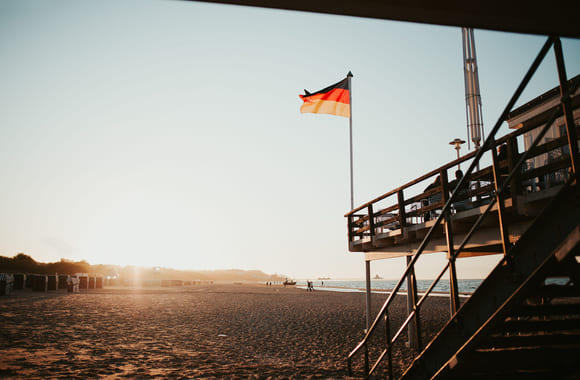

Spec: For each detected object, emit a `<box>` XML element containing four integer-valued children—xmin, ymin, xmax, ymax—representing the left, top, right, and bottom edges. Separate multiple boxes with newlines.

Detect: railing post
<box><xmin>385</xmin><ymin>314</ymin><xmax>394</xmax><ymax>380</ymax></box>
<box><xmin>448</xmin><ymin>256</ymin><xmax>460</xmax><ymax>314</ymax></box>
<box><xmin>364</xmin><ymin>342</ymin><xmax>369</xmax><ymax>379</ymax></box>
<box><xmin>365</xmin><ymin>260</ymin><xmax>372</xmax><ymax>331</ymax></box>
<box><xmin>347</xmin><ymin>215</ymin><xmax>353</xmax><ymax>244</ymax></box>
<box><xmin>554</xmin><ymin>37</ymin><xmax>580</xmax><ymax>176</ymax></box>
<box><xmin>491</xmin><ymin>137</ymin><xmax>512</xmax><ymax>255</ymax></box>
<box><xmin>507</xmin><ymin>135</ymin><xmax>522</xmax><ymax>211</ymax></box>
<box><xmin>365</xmin><ymin>206</ymin><xmax>375</xmax><ymax>335</ymax></box>
<box><xmin>405</xmin><ymin>255</ymin><xmax>422</xmax><ymax>350</ymax></box>
<box><xmin>403</xmin><ymin>173</ymin><xmax>419</xmax><ymax>348</ymax></box>
<box><xmin>397</xmin><ymin>190</ymin><xmax>408</xmax><ymax>228</ymax></box>
<box><xmin>368</xmin><ymin>205</ymin><xmax>376</xmax><ymax>238</ymax></box>
<box><xmin>441</xmin><ymin>169</ymin><xmax>460</xmax><ymax>315</ymax></box>
<box><xmin>400</xmin><ymin>185</ymin><xmax>420</xmax><ymax>347</ymax></box>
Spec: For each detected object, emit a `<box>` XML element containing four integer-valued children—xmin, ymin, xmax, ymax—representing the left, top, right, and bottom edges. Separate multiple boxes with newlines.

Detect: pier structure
<box><xmin>345</xmin><ymin>41</ymin><xmax>579</xmax><ymax>378</ymax></box>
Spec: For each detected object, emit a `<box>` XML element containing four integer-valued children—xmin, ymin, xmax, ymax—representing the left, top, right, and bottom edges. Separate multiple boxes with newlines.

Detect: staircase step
<box><xmin>458</xmin><ymin>345</ymin><xmax>580</xmax><ymax>373</ymax></box>
<box><xmin>534</xmin><ymin>284</ymin><xmax>580</xmax><ymax>298</ymax></box>
<box><xmin>500</xmin><ymin>317</ymin><xmax>580</xmax><ymax>334</ymax></box>
<box><xmin>514</xmin><ymin>302</ymin><xmax>580</xmax><ymax>317</ymax></box>
<box><xmin>482</xmin><ymin>331</ymin><xmax>580</xmax><ymax>348</ymax></box>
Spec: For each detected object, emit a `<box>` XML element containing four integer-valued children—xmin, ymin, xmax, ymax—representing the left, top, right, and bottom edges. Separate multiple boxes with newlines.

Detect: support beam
<box><xmin>188</xmin><ymin>0</ymin><xmax>580</xmax><ymax>38</ymax></box>
<box><xmin>365</xmin><ymin>260</ymin><xmax>371</xmax><ymax>331</ymax></box>
<box><xmin>441</xmin><ymin>169</ymin><xmax>461</xmax><ymax>315</ymax></box>
<box><xmin>406</xmin><ymin>255</ymin><xmax>422</xmax><ymax>350</ymax></box>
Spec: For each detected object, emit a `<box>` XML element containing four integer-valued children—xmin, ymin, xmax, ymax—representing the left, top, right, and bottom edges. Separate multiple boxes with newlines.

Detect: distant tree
<box><xmin>0</xmin><ymin>253</ymin><xmax>39</xmax><ymax>273</ymax></box>
<box><xmin>14</xmin><ymin>253</ymin><xmax>37</xmax><ymax>264</ymax></box>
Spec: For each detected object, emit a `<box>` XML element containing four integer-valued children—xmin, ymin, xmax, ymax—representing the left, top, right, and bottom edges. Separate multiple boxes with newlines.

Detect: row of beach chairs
<box><xmin>0</xmin><ymin>273</ymin><xmax>103</xmax><ymax>295</ymax></box>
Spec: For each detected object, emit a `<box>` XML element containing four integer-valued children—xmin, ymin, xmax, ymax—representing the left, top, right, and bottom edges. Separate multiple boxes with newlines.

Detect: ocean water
<box><xmin>297</xmin><ymin>279</ymin><xmax>483</xmax><ymax>295</ymax></box>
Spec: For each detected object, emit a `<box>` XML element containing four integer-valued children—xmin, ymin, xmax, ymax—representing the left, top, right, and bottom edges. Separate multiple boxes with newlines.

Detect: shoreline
<box><xmin>298</xmin><ymin>285</ymin><xmax>473</xmax><ymax>297</ymax></box>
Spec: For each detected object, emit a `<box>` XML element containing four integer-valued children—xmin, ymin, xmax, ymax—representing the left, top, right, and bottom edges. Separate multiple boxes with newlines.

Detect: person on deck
<box><xmin>451</xmin><ymin>170</ymin><xmax>471</xmax><ymax>212</ymax></box>
<box><xmin>423</xmin><ymin>175</ymin><xmax>441</xmax><ymax>221</ymax></box>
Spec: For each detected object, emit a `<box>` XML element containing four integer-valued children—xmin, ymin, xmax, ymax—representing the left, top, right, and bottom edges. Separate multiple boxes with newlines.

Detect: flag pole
<box><xmin>347</xmin><ymin>71</ymin><xmax>369</xmax><ymax>330</ymax></box>
<box><xmin>347</xmin><ymin>71</ymin><xmax>354</xmax><ymax>210</ymax></box>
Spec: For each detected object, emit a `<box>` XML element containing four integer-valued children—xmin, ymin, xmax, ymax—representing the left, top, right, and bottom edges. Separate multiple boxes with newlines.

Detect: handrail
<box><xmin>346</xmin><ymin>36</ymin><xmax>580</xmax><ymax>378</ymax></box>
<box><xmin>344</xmin><ymin>148</ymin><xmax>478</xmax><ymax>216</ymax></box>
<box><xmin>345</xmin><ymin>74</ymin><xmax>579</xmax><ymax>219</ymax></box>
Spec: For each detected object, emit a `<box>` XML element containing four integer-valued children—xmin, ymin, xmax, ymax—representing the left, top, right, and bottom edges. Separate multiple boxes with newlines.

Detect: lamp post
<box><xmin>449</xmin><ymin>138</ymin><xmax>466</xmax><ymax>170</ymax></box>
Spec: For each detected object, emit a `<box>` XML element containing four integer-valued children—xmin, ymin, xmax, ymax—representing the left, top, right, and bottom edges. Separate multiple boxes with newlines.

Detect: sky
<box><xmin>1</xmin><ymin>0</ymin><xmax>579</xmax><ymax>280</ymax></box>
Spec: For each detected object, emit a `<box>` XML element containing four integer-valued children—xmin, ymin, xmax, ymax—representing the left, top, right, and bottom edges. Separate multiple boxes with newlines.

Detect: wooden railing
<box><xmin>346</xmin><ymin>106</ymin><xmax>580</xmax><ymax>248</ymax></box>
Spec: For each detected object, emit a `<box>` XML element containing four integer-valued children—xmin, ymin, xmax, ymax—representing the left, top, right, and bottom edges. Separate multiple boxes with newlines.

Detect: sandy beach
<box><xmin>0</xmin><ymin>284</ymin><xmax>452</xmax><ymax>378</ymax></box>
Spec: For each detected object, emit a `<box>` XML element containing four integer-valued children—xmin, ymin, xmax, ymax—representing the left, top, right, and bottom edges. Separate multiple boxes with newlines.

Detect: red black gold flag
<box><xmin>299</xmin><ymin>77</ymin><xmax>350</xmax><ymax>118</ymax></box>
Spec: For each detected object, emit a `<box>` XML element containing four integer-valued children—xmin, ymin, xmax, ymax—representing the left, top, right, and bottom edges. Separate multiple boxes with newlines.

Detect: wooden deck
<box><xmin>346</xmin><ymin>121</ymin><xmax>579</xmax><ymax>261</ymax></box>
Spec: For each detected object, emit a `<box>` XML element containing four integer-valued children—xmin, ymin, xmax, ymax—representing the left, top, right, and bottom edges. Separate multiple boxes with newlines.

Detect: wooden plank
<box><xmin>526</xmin><ymin>134</ymin><xmax>575</xmax><ymax>158</ymax></box>
<box><xmin>350</xmin><ymin>215</ymin><xmax>369</xmax><ymax>226</ymax></box>
<box><xmin>514</xmin><ymin>302</ymin><xmax>580</xmax><ymax>317</ymax></box>
<box><xmin>465</xmin><ymin>345</ymin><xmax>580</xmax><ymax>371</ymax></box>
<box><xmin>354</xmin><ymin>225</ymin><xmax>371</xmax><ymax>234</ymax></box>
<box><xmin>520</xmin><ymin>155</ymin><xmax>572</xmax><ymax>181</ymax></box>
<box><xmin>535</xmin><ymin>284</ymin><xmax>580</xmax><ymax>298</ymax></box>
<box><xmin>467</xmin><ymin>183</ymin><xmax>495</xmax><ymax>198</ymax></box>
<box><xmin>374</xmin><ymin>203</ymin><xmax>399</xmax><ymax>217</ymax></box>
<box><xmin>375</xmin><ymin>216</ymin><xmax>399</xmax><ymax>229</ymax></box>
<box><xmin>482</xmin><ymin>331</ymin><xmax>580</xmax><ymax>348</ymax></box>
<box><xmin>470</xmin><ymin>166</ymin><xmax>494</xmax><ymax>181</ymax></box>
<box><xmin>500</xmin><ymin>317</ymin><xmax>580</xmax><ymax>334</ymax></box>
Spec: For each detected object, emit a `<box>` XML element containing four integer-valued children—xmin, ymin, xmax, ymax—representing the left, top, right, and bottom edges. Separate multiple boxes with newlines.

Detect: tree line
<box><xmin>0</xmin><ymin>253</ymin><xmax>91</xmax><ymax>275</ymax></box>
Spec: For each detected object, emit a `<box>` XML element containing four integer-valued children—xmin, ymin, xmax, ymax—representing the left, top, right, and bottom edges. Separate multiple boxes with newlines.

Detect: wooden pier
<box><xmin>346</xmin><ymin>42</ymin><xmax>580</xmax><ymax>379</ymax></box>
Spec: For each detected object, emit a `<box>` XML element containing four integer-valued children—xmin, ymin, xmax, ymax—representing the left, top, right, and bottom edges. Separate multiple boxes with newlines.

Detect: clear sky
<box><xmin>1</xmin><ymin>0</ymin><xmax>579</xmax><ymax>280</ymax></box>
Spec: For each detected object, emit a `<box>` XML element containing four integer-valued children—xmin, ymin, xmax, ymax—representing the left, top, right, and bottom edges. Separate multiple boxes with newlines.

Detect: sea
<box><xmin>296</xmin><ymin>279</ymin><xmax>483</xmax><ymax>295</ymax></box>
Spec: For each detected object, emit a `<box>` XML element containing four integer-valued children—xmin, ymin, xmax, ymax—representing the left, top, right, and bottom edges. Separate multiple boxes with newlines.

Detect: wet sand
<box><xmin>0</xmin><ymin>284</ymin><xmax>451</xmax><ymax>378</ymax></box>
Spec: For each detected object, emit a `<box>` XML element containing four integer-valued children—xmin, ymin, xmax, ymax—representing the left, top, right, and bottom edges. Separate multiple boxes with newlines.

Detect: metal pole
<box><xmin>441</xmin><ymin>169</ymin><xmax>460</xmax><ymax>315</ymax></box>
<box><xmin>406</xmin><ymin>255</ymin><xmax>420</xmax><ymax>349</ymax></box>
<box><xmin>347</xmin><ymin>71</ymin><xmax>369</xmax><ymax>330</ymax></box>
<box><xmin>347</xmin><ymin>71</ymin><xmax>354</xmax><ymax>210</ymax></box>
<box><xmin>365</xmin><ymin>260</ymin><xmax>371</xmax><ymax>330</ymax></box>
<box><xmin>462</xmin><ymin>27</ymin><xmax>484</xmax><ymax>151</ymax></box>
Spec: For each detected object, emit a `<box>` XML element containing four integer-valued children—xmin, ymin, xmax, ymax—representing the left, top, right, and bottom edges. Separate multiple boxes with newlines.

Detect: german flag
<box><xmin>299</xmin><ymin>76</ymin><xmax>350</xmax><ymax>118</ymax></box>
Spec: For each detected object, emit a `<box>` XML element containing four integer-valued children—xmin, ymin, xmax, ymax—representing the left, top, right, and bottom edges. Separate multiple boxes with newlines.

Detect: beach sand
<box><xmin>0</xmin><ymin>284</ymin><xmax>452</xmax><ymax>378</ymax></box>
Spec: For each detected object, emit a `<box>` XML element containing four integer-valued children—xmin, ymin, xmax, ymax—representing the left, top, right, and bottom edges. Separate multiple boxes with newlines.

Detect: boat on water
<box><xmin>283</xmin><ymin>279</ymin><xmax>296</xmax><ymax>286</ymax></box>
<box><xmin>373</xmin><ymin>275</ymin><xmax>383</xmax><ymax>280</ymax></box>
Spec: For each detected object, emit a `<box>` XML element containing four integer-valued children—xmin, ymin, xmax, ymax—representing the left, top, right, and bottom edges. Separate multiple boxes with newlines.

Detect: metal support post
<box><xmin>441</xmin><ymin>169</ymin><xmax>460</xmax><ymax>314</ymax></box>
<box><xmin>506</xmin><ymin>136</ymin><xmax>521</xmax><ymax>211</ymax></box>
<box><xmin>448</xmin><ymin>256</ymin><xmax>460</xmax><ymax>315</ymax></box>
<box><xmin>491</xmin><ymin>137</ymin><xmax>511</xmax><ymax>255</ymax></box>
<box><xmin>365</xmin><ymin>260</ymin><xmax>371</xmax><ymax>331</ymax></box>
<box><xmin>406</xmin><ymin>255</ymin><xmax>422</xmax><ymax>349</ymax></box>
<box><xmin>384</xmin><ymin>314</ymin><xmax>394</xmax><ymax>380</ymax></box>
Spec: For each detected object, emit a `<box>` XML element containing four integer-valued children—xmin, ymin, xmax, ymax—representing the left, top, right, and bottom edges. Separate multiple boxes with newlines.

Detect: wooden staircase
<box><xmin>402</xmin><ymin>180</ymin><xmax>580</xmax><ymax>379</ymax></box>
